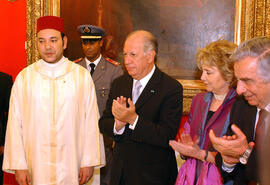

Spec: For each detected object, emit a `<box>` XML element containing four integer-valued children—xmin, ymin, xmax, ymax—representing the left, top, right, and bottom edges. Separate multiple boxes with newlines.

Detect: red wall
<box><xmin>1</xmin><ymin>0</ymin><xmax>26</xmax><ymax>184</ymax></box>
<box><xmin>0</xmin><ymin>0</ymin><xmax>27</xmax><ymax>80</ymax></box>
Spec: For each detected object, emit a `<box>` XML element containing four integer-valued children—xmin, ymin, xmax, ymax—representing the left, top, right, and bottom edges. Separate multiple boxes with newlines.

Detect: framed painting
<box><xmin>60</xmin><ymin>0</ymin><xmax>235</xmax><ymax>80</ymax></box>
<box><xmin>26</xmin><ymin>0</ymin><xmax>270</xmax><ymax>114</ymax></box>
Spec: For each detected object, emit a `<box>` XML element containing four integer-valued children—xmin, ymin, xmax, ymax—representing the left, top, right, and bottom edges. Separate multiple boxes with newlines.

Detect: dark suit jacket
<box><xmin>0</xmin><ymin>72</ymin><xmax>13</xmax><ymax>146</ymax></box>
<box><xmin>215</xmin><ymin>96</ymin><xmax>258</xmax><ymax>185</ymax></box>
<box><xmin>99</xmin><ymin>67</ymin><xmax>183</xmax><ymax>185</ymax></box>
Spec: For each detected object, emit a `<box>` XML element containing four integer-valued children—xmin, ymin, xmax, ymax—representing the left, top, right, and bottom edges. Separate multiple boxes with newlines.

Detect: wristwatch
<box><xmin>239</xmin><ymin>146</ymin><xmax>252</xmax><ymax>164</ymax></box>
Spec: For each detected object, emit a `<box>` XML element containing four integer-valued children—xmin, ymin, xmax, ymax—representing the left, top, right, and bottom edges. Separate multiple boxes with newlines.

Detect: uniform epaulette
<box><xmin>106</xmin><ymin>58</ymin><xmax>120</xmax><ymax>66</ymax></box>
<box><xmin>73</xmin><ymin>57</ymin><xmax>83</xmax><ymax>63</ymax></box>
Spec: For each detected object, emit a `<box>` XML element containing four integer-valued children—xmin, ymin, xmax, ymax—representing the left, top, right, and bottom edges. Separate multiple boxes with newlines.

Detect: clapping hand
<box><xmin>209</xmin><ymin>124</ymin><xmax>254</xmax><ymax>164</ymax></box>
<box><xmin>209</xmin><ymin>124</ymin><xmax>254</xmax><ymax>157</ymax></box>
<box><xmin>112</xmin><ymin>96</ymin><xmax>137</xmax><ymax>125</ymax></box>
<box><xmin>169</xmin><ymin>134</ymin><xmax>202</xmax><ymax>159</ymax></box>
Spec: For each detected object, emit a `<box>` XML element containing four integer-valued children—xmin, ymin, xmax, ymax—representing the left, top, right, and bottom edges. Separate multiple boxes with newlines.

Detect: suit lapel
<box><xmin>126</xmin><ymin>76</ymin><xmax>133</xmax><ymax>99</ymax></box>
<box><xmin>92</xmin><ymin>56</ymin><xmax>106</xmax><ymax>82</ymax></box>
<box><xmin>135</xmin><ymin>68</ymin><xmax>161</xmax><ymax>110</ymax></box>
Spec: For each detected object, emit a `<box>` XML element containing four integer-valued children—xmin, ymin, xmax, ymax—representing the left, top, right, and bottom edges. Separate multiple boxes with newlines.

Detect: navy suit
<box><xmin>99</xmin><ymin>67</ymin><xmax>183</xmax><ymax>185</ymax></box>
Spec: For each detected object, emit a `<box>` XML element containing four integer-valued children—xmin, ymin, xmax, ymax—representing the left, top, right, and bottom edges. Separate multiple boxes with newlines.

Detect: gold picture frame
<box><xmin>234</xmin><ymin>0</ymin><xmax>270</xmax><ymax>45</ymax></box>
<box><xmin>26</xmin><ymin>0</ymin><xmax>270</xmax><ymax>114</ymax></box>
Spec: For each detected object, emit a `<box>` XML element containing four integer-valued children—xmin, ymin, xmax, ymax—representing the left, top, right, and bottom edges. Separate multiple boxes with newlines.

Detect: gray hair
<box><xmin>230</xmin><ymin>36</ymin><xmax>270</xmax><ymax>82</ymax></box>
<box><xmin>126</xmin><ymin>30</ymin><xmax>158</xmax><ymax>62</ymax></box>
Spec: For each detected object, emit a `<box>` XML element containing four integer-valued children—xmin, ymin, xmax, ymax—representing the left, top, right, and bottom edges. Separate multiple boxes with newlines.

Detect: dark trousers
<box><xmin>119</xmin><ymin>168</ymin><xmax>125</xmax><ymax>185</ymax></box>
<box><xmin>100</xmin><ymin>135</ymin><xmax>114</xmax><ymax>185</ymax></box>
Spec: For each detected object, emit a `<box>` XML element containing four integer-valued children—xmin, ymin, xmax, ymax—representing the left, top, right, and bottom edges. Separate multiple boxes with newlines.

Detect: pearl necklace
<box><xmin>213</xmin><ymin>93</ymin><xmax>227</xmax><ymax>101</ymax></box>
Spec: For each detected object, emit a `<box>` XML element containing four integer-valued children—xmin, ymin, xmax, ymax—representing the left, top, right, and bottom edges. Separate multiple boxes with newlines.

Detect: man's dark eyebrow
<box><xmin>50</xmin><ymin>36</ymin><xmax>58</xmax><ymax>39</ymax></box>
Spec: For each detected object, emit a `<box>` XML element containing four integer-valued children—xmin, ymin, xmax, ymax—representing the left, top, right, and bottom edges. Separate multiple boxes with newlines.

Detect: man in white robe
<box><xmin>3</xmin><ymin>16</ymin><xmax>105</xmax><ymax>185</ymax></box>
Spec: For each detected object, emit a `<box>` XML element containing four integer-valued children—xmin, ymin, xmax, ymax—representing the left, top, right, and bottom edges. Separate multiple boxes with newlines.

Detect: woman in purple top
<box><xmin>170</xmin><ymin>40</ymin><xmax>237</xmax><ymax>185</ymax></box>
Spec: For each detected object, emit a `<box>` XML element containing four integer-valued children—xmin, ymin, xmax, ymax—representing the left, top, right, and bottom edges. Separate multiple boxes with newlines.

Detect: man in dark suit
<box><xmin>99</xmin><ymin>30</ymin><xmax>183</xmax><ymax>185</ymax></box>
<box><xmin>213</xmin><ymin>96</ymin><xmax>258</xmax><ymax>184</ymax></box>
<box><xmin>0</xmin><ymin>71</ymin><xmax>13</xmax><ymax>185</ymax></box>
<box><xmin>76</xmin><ymin>25</ymin><xmax>123</xmax><ymax>185</ymax></box>
<box><xmin>209</xmin><ymin>36</ymin><xmax>270</xmax><ymax>184</ymax></box>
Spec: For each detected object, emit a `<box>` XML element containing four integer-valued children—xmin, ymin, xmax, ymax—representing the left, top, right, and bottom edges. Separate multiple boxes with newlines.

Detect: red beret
<box><xmin>37</xmin><ymin>16</ymin><xmax>65</xmax><ymax>34</ymax></box>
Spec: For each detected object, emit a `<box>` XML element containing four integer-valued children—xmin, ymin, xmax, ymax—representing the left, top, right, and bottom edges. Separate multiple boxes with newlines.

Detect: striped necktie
<box><xmin>132</xmin><ymin>80</ymin><xmax>142</xmax><ymax>103</ymax></box>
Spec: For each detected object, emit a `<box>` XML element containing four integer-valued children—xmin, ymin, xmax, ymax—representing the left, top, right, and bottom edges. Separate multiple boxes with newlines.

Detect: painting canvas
<box><xmin>61</xmin><ymin>0</ymin><xmax>235</xmax><ymax>79</ymax></box>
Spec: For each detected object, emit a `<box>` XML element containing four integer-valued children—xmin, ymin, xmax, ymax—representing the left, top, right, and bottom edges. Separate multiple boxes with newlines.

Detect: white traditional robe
<box><xmin>3</xmin><ymin>57</ymin><xmax>105</xmax><ymax>185</ymax></box>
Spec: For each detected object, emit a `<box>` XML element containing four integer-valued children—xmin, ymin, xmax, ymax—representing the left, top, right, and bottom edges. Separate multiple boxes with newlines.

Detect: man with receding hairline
<box><xmin>99</xmin><ymin>30</ymin><xmax>183</xmax><ymax>185</ymax></box>
<box><xmin>209</xmin><ymin>36</ymin><xmax>270</xmax><ymax>185</ymax></box>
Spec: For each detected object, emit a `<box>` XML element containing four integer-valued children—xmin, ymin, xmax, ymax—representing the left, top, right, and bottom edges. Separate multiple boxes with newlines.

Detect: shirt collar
<box><xmin>85</xmin><ymin>54</ymin><xmax>102</xmax><ymax>68</ymax></box>
<box><xmin>133</xmin><ymin>65</ymin><xmax>156</xmax><ymax>90</ymax></box>
<box><xmin>37</xmin><ymin>56</ymin><xmax>72</xmax><ymax>78</ymax></box>
<box><xmin>258</xmin><ymin>103</ymin><xmax>270</xmax><ymax>113</ymax></box>
<box><xmin>264</xmin><ymin>103</ymin><xmax>270</xmax><ymax>113</ymax></box>
<box><xmin>41</xmin><ymin>56</ymin><xmax>65</xmax><ymax>68</ymax></box>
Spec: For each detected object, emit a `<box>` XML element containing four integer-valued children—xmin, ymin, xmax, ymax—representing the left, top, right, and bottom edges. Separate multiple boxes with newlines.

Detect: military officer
<box><xmin>76</xmin><ymin>25</ymin><xmax>123</xmax><ymax>185</ymax></box>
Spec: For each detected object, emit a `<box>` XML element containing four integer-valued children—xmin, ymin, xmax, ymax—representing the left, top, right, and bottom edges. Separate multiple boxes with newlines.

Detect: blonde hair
<box><xmin>196</xmin><ymin>40</ymin><xmax>237</xmax><ymax>87</ymax></box>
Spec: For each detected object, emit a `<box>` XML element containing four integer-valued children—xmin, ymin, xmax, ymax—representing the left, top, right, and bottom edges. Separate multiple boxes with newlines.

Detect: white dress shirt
<box><xmin>114</xmin><ymin>65</ymin><xmax>156</xmax><ymax>135</ymax></box>
<box><xmin>85</xmin><ymin>54</ymin><xmax>102</xmax><ymax>72</ymax></box>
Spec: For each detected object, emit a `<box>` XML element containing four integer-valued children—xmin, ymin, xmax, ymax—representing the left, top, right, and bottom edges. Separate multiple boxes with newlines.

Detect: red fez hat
<box><xmin>37</xmin><ymin>16</ymin><xmax>65</xmax><ymax>34</ymax></box>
